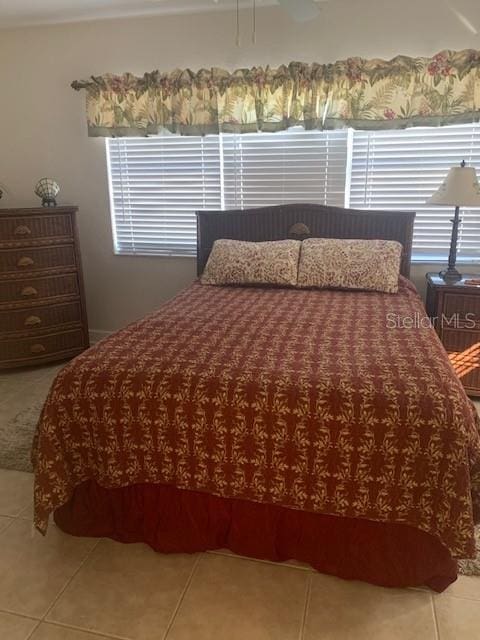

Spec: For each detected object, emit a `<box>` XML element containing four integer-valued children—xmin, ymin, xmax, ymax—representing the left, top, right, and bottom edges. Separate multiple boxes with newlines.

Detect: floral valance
<box><xmin>72</xmin><ymin>49</ymin><xmax>480</xmax><ymax>137</ymax></box>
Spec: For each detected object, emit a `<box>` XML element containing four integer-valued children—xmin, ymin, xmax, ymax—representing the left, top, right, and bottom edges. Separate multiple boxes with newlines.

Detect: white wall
<box><xmin>0</xmin><ymin>1</ymin><xmax>479</xmax><ymax>332</ymax></box>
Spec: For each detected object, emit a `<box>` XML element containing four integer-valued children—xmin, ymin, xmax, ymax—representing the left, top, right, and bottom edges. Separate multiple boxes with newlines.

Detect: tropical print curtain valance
<box><xmin>72</xmin><ymin>49</ymin><xmax>480</xmax><ymax>137</ymax></box>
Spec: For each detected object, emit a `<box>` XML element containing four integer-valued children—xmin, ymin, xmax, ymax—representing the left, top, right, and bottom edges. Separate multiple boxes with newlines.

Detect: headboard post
<box><xmin>196</xmin><ymin>204</ymin><xmax>415</xmax><ymax>278</ymax></box>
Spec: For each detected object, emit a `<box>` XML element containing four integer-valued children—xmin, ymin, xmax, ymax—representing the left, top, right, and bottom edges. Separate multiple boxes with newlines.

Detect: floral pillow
<box><xmin>297</xmin><ymin>238</ymin><xmax>403</xmax><ymax>293</ymax></box>
<box><xmin>201</xmin><ymin>239</ymin><xmax>301</xmax><ymax>287</ymax></box>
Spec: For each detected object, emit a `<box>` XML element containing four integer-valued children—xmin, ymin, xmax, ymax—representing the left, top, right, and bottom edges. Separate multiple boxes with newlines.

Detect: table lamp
<box><xmin>427</xmin><ymin>160</ymin><xmax>480</xmax><ymax>282</ymax></box>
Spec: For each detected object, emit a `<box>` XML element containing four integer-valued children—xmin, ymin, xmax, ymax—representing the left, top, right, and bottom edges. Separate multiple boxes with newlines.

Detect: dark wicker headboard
<box><xmin>196</xmin><ymin>203</ymin><xmax>415</xmax><ymax>278</ymax></box>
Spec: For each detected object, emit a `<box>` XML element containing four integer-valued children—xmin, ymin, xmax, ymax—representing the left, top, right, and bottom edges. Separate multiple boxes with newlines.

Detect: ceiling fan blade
<box><xmin>444</xmin><ymin>0</ymin><xmax>478</xmax><ymax>34</ymax></box>
<box><xmin>277</xmin><ymin>0</ymin><xmax>320</xmax><ymax>22</ymax></box>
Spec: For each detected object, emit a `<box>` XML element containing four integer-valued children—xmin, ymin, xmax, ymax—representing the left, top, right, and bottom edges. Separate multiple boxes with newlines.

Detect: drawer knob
<box><xmin>17</xmin><ymin>256</ymin><xmax>34</xmax><ymax>268</ymax></box>
<box><xmin>24</xmin><ymin>315</ymin><xmax>42</xmax><ymax>327</ymax></box>
<box><xmin>20</xmin><ymin>286</ymin><xmax>38</xmax><ymax>297</ymax></box>
<box><xmin>30</xmin><ymin>343</ymin><xmax>46</xmax><ymax>354</ymax></box>
<box><xmin>14</xmin><ymin>225</ymin><xmax>32</xmax><ymax>236</ymax></box>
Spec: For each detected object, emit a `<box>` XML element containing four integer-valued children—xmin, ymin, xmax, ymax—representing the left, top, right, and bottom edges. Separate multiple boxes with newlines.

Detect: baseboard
<box><xmin>89</xmin><ymin>329</ymin><xmax>112</xmax><ymax>344</ymax></box>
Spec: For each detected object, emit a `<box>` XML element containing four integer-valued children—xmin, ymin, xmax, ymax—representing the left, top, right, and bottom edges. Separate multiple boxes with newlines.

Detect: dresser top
<box><xmin>0</xmin><ymin>206</ymin><xmax>78</xmax><ymax>217</ymax></box>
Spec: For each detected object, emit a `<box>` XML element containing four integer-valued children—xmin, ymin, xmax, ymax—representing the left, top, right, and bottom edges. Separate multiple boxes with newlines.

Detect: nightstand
<box><xmin>426</xmin><ymin>273</ymin><xmax>480</xmax><ymax>397</ymax></box>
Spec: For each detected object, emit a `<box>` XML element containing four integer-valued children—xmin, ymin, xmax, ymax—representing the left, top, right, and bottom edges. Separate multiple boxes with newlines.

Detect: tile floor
<box><xmin>0</xmin><ymin>364</ymin><xmax>479</xmax><ymax>640</ymax></box>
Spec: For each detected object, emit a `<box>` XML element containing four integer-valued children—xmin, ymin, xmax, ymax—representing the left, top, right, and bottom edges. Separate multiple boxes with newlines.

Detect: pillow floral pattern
<box><xmin>297</xmin><ymin>238</ymin><xmax>402</xmax><ymax>293</ymax></box>
<box><xmin>201</xmin><ymin>239</ymin><xmax>301</xmax><ymax>287</ymax></box>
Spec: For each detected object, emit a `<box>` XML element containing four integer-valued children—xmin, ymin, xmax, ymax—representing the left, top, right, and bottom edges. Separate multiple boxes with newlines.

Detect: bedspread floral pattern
<box><xmin>297</xmin><ymin>238</ymin><xmax>402</xmax><ymax>293</ymax></box>
<box><xmin>71</xmin><ymin>49</ymin><xmax>480</xmax><ymax>136</ymax></box>
<box><xmin>33</xmin><ymin>279</ymin><xmax>480</xmax><ymax>559</ymax></box>
<box><xmin>201</xmin><ymin>239</ymin><xmax>301</xmax><ymax>287</ymax></box>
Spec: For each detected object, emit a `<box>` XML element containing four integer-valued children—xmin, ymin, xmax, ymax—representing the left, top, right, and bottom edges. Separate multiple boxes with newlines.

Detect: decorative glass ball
<box><xmin>34</xmin><ymin>178</ymin><xmax>60</xmax><ymax>207</ymax></box>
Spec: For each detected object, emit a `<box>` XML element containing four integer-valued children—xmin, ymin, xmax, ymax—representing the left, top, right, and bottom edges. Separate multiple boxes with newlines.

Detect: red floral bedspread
<box><xmin>33</xmin><ymin>277</ymin><xmax>480</xmax><ymax>558</ymax></box>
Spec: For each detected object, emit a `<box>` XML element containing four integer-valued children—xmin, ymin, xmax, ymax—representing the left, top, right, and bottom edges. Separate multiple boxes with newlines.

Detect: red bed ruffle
<box><xmin>54</xmin><ymin>480</ymin><xmax>457</xmax><ymax>592</ymax></box>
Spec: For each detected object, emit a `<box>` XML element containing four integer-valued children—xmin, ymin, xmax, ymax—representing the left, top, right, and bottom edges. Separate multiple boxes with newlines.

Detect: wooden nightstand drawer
<box><xmin>0</xmin><ymin>328</ymin><xmax>86</xmax><ymax>366</ymax></box>
<box><xmin>0</xmin><ymin>300</ymin><xmax>82</xmax><ymax>334</ymax></box>
<box><xmin>0</xmin><ymin>214</ymin><xmax>73</xmax><ymax>244</ymax></box>
<box><xmin>443</xmin><ymin>292</ymin><xmax>480</xmax><ymax>329</ymax></box>
<box><xmin>0</xmin><ymin>273</ymin><xmax>79</xmax><ymax>306</ymax></box>
<box><xmin>442</xmin><ymin>327</ymin><xmax>480</xmax><ymax>352</ymax></box>
<box><xmin>0</xmin><ymin>244</ymin><xmax>76</xmax><ymax>275</ymax></box>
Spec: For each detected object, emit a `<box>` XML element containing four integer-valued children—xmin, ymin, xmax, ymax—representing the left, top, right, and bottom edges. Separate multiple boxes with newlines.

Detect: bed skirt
<box><xmin>54</xmin><ymin>480</ymin><xmax>457</xmax><ymax>592</ymax></box>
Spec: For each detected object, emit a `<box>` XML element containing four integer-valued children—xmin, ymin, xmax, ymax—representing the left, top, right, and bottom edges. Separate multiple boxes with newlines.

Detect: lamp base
<box><xmin>439</xmin><ymin>267</ymin><xmax>462</xmax><ymax>283</ymax></box>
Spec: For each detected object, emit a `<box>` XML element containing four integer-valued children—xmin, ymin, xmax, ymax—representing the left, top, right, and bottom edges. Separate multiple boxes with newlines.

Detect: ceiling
<box><xmin>0</xmin><ymin>0</ymin><xmax>327</xmax><ymax>29</ymax></box>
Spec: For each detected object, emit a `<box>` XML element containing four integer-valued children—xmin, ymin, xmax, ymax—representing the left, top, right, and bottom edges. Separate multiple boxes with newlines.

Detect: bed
<box><xmin>33</xmin><ymin>203</ymin><xmax>480</xmax><ymax>591</ymax></box>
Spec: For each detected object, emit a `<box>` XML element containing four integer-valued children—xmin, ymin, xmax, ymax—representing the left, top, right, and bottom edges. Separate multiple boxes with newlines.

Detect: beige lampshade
<box><xmin>427</xmin><ymin>163</ymin><xmax>480</xmax><ymax>206</ymax></box>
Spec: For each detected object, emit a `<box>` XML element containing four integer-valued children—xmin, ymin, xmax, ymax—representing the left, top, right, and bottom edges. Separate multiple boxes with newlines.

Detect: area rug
<box><xmin>0</xmin><ymin>397</ymin><xmax>478</xmax><ymax>576</ymax></box>
<box><xmin>0</xmin><ymin>399</ymin><xmax>43</xmax><ymax>472</ymax></box>
<box><xmin>459</xmin><ymin>528</ymin><xmax>480</xmax><ymax>576</ymax></box>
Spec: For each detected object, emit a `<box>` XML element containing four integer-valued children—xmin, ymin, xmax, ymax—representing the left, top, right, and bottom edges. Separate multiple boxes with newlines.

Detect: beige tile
<box><xmin>444</xmin><ymin>574</ymin><xmax>480</xmax><ymax>600</ymax></box>
<box><xmin>0</xmin><ymin>469</ymin><xmax>33</xmax><ymax>516</ymax></box>
<box><xmin>206</xmin><ymin>547</ymin><xmax>312</xmax><ymax>570</ymax></box>
<box><xmin>18</xmin><ymin>501</ymin><xmax>34</xmax><ymax>522</ymax></box>
<box><xmin>18</xmin><ymin>502</ymin><xmax>51</xmax><ymax>529</ymax></box>
<box><xmin>304</xmin><ymin>573</ymin><xmax>436</xmax><ymax>640</ymax></box>
<box><xmin>0</xmin><ymin>518</ymin><xmax>97</xmax><ymax>618</ymax></box>
<box><xmin>0</xmin><ymin>611</ymin><xmax>38</xmax><ymax>640</ymax></box>
<box><xmin>168</xmin><ymin>553</ymin><xmax>308</xmax><ymax>640</ymax></box>
<box><xmin>31</xmin><ymin>622</ymin><xmax>110</xmax><ymax>640</ymax></box>
<box><xmin>47</xmin><ymin>538</ymin><xmax>198</xmax><ymax>640</ymax></box>
<box><xmin>0</xmin><ymin>514</ymin><xmax>14</xmax><ymax>533</ymax></box>
<box><xmin>435</xmin><ymin>594</ymin><xmax>480</xmax><ymax>639</ymax></box>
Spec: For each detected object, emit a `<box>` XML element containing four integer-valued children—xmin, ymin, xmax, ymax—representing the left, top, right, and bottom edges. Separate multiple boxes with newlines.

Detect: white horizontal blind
<box><xmin>349</xmin><ymin>124</ymin><xmax>480</xmax><ymax>261</ymax></box>
<box><xmin>108</xmin><ymin>125</ymin><xmax>480</xmax><ymax>261</ymax></box>
<box><xmin>222</xmin><ymin>129</ymin><xmax>349</xmax><ymax>209</ymax></box>
<box><xmin>107</xmin><ymin>136</ymin><xmax>222</xmax><ymax>255</ymax></box>
<box><xmin>107</xmin><ymin>129</ymin><xmax>349</xmax><ymax>256</ymax></box>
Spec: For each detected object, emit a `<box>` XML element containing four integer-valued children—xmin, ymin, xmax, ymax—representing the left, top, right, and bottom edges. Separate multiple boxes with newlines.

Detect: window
<box><xmin>349</xmin><ymin>124</ymin><xmax>480</xmax><ymax>262</ymax></box>
<box><xmin>107</xmin><ymin>136</ymin><xmax>222</xmax><ymax>256</ymax></box>
<box><xmin>107</xmin><ymin>129</ymin><xmax>349</xmax><ymax>256</ymax></box>
<box><xmin>107</xmin><ymin>123</ymin><xmax>480</xmax><ymax>261</ymax></box>
<box><xmin>222</xmin><ymin>129</ymin><xmax>348</xmax><ymax>210</ymax></box>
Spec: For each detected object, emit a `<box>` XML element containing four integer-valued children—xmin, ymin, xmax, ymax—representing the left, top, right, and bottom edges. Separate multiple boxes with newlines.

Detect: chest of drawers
<box><xmin>0</xmin><ymin>207</ymin><xmax>89</xmax><ymax>368</ymax></box>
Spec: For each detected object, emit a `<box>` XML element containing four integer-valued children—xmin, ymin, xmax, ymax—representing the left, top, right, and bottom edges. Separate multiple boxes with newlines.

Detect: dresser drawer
<box><xmin>0</xmin><ymin>273</ymin><xmax>79</xmax><ymax>305</ymax></box>
<box><xmin>0</xmin><ymin>245</ymin><xmax>76</xmax><ymax>275</ymax></box>
<box><xmin>0</xmin><ymin>214</ymin><xmax>72</xmax><ymax>243</ymax></box>
<box><xmin>0</xmin><ymin>329</ymin><xmax>86</xmax><ymax>364</ymax></box>
<box><xmin>443</xmin><ymin>292</ymin><xmax>480</xmax><ymax>329</ymax></box>
<box><xmin>0</xmin><ymin>301</ymin><xmax>82</xmax><ymax>334</ymax></box>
